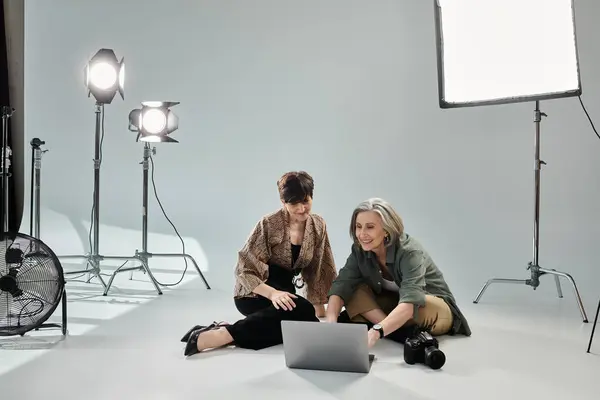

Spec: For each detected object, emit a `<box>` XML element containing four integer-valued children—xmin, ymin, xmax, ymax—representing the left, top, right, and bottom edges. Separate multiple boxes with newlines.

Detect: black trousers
<box><xmin>226</xmin><ymin>263</ymin><xmax>318</xmax><ymax>350</ymax></box>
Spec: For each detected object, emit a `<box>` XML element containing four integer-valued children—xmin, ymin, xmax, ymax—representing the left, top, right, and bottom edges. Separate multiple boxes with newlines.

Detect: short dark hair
<box><xmin>277</xmin><ymin>171</ymin><xmax>314</xmax><ymax>204</ymax></box>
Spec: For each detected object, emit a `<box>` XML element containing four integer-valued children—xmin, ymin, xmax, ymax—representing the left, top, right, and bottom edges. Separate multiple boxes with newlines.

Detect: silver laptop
<box><xmin>281</xmin><ymin>320</ymin><xmax>376</xmax><ymax>373</ymax></box>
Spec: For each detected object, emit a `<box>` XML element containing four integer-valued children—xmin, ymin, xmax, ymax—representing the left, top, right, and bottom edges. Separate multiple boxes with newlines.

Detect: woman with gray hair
<box><xmin>325</xmin><ymin>198</ymin><xmax>471</xmax><ymax>348</ymax></box>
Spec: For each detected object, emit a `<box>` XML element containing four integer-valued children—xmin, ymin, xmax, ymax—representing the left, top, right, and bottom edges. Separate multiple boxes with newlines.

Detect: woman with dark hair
<box><xmin>182</xmin><ymin>171</ymin><xmax>337</xmax><ymax>356</ymax></box>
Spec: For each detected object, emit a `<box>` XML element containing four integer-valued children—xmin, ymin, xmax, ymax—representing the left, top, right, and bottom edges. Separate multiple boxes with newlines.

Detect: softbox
<box><xmin>433</xmin><ymin>0</ymin><xmax>581</xmax><ymax>108</ymax></box>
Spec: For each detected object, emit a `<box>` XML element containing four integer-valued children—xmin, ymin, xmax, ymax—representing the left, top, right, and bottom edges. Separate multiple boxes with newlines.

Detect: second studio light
<box><xmin>128</xmin><ymin>102</ymin><xmax>180</xmax><ymax>143</ymax></box>
<box><xmin>102</xmin><ymin>99</ymin><xmax>211</xmax><ymax>294</ymax></box>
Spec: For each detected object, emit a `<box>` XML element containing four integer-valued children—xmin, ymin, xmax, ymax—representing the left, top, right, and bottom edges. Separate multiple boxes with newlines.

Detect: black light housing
<box><xmin>84</xmin><ymin>48</ymin><xmax>125</xmax><ymax>104</ymax></box>
<box><xmin>128</xmin><ymin>101</ymin><xmax>180</xmax><ymax>143</ymax></box>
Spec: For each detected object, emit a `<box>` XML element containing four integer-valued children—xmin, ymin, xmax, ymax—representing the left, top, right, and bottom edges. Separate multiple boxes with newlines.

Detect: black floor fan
<box><xmin>0</xmin><ymin>107</ymin><xmax>66</xmax><ymax>338</ymax></box>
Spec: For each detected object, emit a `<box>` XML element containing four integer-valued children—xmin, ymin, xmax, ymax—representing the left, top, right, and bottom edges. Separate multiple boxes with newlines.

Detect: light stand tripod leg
<box><xmin>586</xmin><ymin>296</ymin><xmax>600</xmax><ymax>353</ymax></box>
<box><xmin>102</xmin><ymin>255</ymin><xmax>162</xmax><ymax>296</ymax></box>
<box><xmin>550</xmin><ymin>270</ymin><xmax>563</xmax><ymax>298</ymax></box>
<box><xmin>60</xmin><ymin>254</ymin><xmax>107</xmax><ymax>288</ymax></box>
<box><xmin>114</xmin><ymin>252</ymin><xmax>210</xmax><ymax>290</ymax></box>
<box><xmin>539</xmin><ymin>268</ymin><xmax>588</xmax><ymax>322</ymax></box>
<box><xmin>143</xmin><ymin>252</ymin><xmax>211</xmax><ymax>289</ymax></box>
<box><xmin>472</xmin><ymin>101</ymin><xmax>588</xmax><ymax>323</ymax></box>
<box><xmin>473</xmin><ymin>278</ymin><xmax>527</xmax><ymax>303</ymax></box>
<box><xmin>178</xmin><ymin>253</ymin><xmax>211</xmax><ymax>289</ymax></box>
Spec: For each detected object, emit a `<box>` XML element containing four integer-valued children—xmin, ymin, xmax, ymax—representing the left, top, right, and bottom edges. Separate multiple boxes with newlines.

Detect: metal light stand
<box><xmin>1</xmin><ymin>106</ymin><xmax>14</xmax><ymax>236</ymax></box>
<box><xmin>103</xmin><ymin>142</ymin><xmax>210</xmax><ymax>293</ymax></box>
<box><xmin>586</xmin><ymin>298</ymin><xmax>600</xmax><ymax>353</ymax></box>
<box><xmin>57</xmin><ymin>103</ymin><xmax>163</xmax><ymax>296</ymax></box>
<box><xmin>27</xmin><ymin>137</ymin><xmax>68</xmax><ymax>336</ymax></box>
<box><xmin>29</xmin><ymin>138</ymin><xmax>47</xmax><ymax>244</ymax></box>
<box><xmin>473</xmin><ymin>101</ymin><xmax>588</xmax><ymax>323</ymax></box>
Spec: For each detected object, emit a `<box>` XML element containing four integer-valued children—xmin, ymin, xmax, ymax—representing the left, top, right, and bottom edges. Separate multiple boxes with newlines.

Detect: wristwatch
<box><xmin>372</xmin><ymin>324</ymin><xmax>384</xmax><ymax>338</ymax></box>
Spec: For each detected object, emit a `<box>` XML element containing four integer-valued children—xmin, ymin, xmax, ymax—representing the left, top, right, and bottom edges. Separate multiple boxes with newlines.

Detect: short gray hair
<box><xmin>349</xmin><ymin>198</ymin><xmax>405</xmax><ymax>247</ymax></box>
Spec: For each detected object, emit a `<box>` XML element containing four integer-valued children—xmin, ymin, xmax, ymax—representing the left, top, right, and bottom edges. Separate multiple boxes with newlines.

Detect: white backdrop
<box><xmin>22</xmin><ymin>0</ymin><xmax>600</xmax><ymax>317</ymax></box>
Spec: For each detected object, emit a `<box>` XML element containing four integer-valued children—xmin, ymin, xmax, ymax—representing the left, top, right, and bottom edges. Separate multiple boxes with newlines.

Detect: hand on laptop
<box><xmin>367</xmin><ymin>329</ymin><xmax>380</xmax><ymax>348</ymax></box>
<box><xmin>270</xmin><ymin>290</ymin><xmax>297</xmax><ymax>311</ymax></box>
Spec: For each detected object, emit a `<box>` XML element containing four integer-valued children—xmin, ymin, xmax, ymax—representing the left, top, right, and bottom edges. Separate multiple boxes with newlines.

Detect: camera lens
<box><xmin>425</xmin><ymin>347</ymin><xmax>446</xmax><ymax>370</ymax></box>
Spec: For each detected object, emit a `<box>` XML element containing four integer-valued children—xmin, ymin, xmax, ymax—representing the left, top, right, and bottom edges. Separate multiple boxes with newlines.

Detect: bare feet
<box><xmin>196</xmin><ymin>327</ymin><xmax>234</xmax><ymax>352</ymax></box>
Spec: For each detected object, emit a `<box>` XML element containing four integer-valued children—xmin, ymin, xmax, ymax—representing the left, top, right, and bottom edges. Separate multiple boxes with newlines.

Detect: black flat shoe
<box><xmin>184</xmin><ymin>329</ymin><xmax>203</xmax><ymax>357</ymax></box>
<box><xmin>180</xmin><ymin>321</ymin><xmax>230</xmax><ymax>343</ymax></box>
<box><xmin>180</xmin><ymin>325</ymin><xmax>204</xmax><ymax>343</ymax></box>
<box><xmin>184</xmin><ymin>324</ymin><xmax>225</xmax><ymax>357</ymax></box>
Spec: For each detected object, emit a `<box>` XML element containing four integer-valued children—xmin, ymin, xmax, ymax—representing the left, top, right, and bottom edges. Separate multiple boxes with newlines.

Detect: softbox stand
<box><xmin>103</xmin><ymin>142</ymin><xmax>211</xmax><ymax>293</ymax></box>
<box><xmin>473</xmin><ymin>101</ymin><xmax>588</xmax><ymax>323</ymax></box>
<box><xmin>57</xmin><ymin>104</ymin><xmax>163</xmax><ymax>296</ymax></box>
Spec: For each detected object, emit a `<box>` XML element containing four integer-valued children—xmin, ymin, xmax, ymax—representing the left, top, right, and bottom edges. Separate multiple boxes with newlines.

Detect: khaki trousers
<box><xmin>345</xmin><ymin>284</ymin><xmax>453</xmax><ymax>336</ymax></box>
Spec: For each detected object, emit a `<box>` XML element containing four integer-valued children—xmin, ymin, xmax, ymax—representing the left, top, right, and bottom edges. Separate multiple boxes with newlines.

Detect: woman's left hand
<box><xmin>367</xmin><ymin>329</ymin><xmax>380</xmax><ymax>348</ymax></box>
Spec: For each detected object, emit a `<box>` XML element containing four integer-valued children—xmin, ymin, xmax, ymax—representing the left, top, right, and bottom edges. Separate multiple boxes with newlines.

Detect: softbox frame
<box><xmin>433</xmin><ymin>0</ymin><xmax>582</xmax><ymax>108</ymax></box>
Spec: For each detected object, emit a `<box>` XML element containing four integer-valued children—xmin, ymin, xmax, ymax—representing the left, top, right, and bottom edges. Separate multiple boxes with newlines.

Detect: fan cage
<box><xmin>0</xmin><ymin>232</ymin><xmax>65</xmax><ymax>336</ymax></box>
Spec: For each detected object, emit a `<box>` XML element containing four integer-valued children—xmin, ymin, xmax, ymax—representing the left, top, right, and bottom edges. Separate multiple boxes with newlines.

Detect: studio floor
<box><xmin>1</xmin><ymin>267</ymin><xmax>599</xmax><ymax>400</ymax></box>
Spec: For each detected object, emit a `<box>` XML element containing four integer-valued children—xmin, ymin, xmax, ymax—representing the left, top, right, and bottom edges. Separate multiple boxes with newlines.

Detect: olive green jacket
<box><xmin>327</xmin><ymin>233</ymin><xmax>471</xmax><ymax>336</ymax></box>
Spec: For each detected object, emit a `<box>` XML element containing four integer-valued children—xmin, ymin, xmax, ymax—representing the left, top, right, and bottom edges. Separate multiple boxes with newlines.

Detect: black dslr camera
<box><xmin>403</xmin><ymin>330</ymin><xmax>446</xmax><ymax>370</ymax></box>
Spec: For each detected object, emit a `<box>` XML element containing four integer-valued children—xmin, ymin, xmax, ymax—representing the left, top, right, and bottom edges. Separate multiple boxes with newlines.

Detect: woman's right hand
<box><xmin>269</xmin><ymin>290</ymin><xmax>297</xmax><ymax>311</ymax></box>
